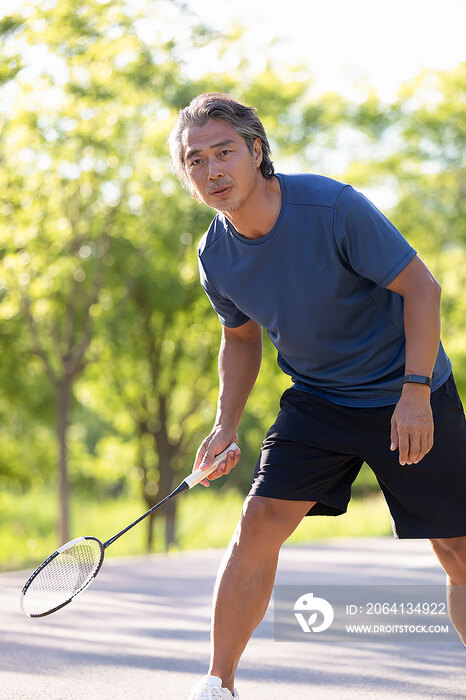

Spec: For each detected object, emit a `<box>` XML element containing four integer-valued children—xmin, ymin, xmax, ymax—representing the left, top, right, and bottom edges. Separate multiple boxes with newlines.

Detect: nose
<box><xmin>207</xmin><ymin>158</ymin><xmax>224</xmax><ymax>180</ymax></box>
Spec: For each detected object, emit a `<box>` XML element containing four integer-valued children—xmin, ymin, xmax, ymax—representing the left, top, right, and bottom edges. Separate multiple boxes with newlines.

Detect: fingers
<box><xmin>193</xmin><ymin>443</ymin><xmax>210</xmax><ymax>486</ymax></box>
<box><xmin>201</xmin><ymin>446</ymin><xmax>240</xmax><ymax>482</ymax></box>
<box><xmin>390</xmin><ymin>419</ymin><xmax>399</xmax><ymax>452</ymax></box>
<box><xmin>398</xmin><ymin>429</ymin><xmax>410</xmax><ymax>465</ymax></box>
<box><xmin>217</xmin><ymin>446</ymin><xmax>240</xmax><ymax>476</ymax></box>
<box><xmin>194</xmin><ymin>443</ymin><xmax>207</xmax><ymax>470</ymax></box>
<box><xmin>393</xmin><ymin>426</ymin><xmax>434</xmax><ymax>465</ymax></box>
<box><xmin>407</xmin><ymin>432</ymin><xmax>421</xmax><ymax>464</ymax></box>
<box><xmin>413</xmin><ymin>428</ymin><xmax>434</xmax><ymax>464</ymax></box>
<box><xmin>194</xmin><ymin>436</ymin><xmax>240</xmax><ymax>487</ymax></box>
<box><xmin>413</xmin><ymin>433</ymin><xmax>428</xmax><ymax>464</ymax></box>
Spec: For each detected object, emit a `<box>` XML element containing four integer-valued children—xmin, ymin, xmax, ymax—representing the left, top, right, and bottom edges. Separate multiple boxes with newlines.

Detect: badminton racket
<box><xmin>20</xmin><ymin>442</ymin><xmax>239</xmax><ymax>618</ymax></box>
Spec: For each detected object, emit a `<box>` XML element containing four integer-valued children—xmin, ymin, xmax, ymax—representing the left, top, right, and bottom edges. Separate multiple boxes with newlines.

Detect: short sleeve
<box><xmin>198</xmin><ymin>256</ymin><xmax>250</xmax><ymax>328</ymax></box>
<box><xmin>333</xmin><ymin>185</ymin><xmax>417</xmax><ymax>287</ymax></box>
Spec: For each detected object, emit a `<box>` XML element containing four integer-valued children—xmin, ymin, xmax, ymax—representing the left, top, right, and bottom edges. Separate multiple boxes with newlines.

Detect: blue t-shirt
<box><xmin>198</xmin><ymin>173</ymin><xmax>451</xmax><ymax>407</ymax></box>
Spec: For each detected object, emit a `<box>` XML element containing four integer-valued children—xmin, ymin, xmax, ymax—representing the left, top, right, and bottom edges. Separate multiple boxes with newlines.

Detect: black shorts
<box><xmin>248</xmin><ymin>371</ymin><xmax>466</xmax><ymax>539</ymax></box>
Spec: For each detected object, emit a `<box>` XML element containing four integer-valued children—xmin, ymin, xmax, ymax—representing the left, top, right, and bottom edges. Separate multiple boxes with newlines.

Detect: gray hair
<box><xmin>168</xmin><ymin>92</ymin><xmax>274</xmax><ymax>189</ymax></box>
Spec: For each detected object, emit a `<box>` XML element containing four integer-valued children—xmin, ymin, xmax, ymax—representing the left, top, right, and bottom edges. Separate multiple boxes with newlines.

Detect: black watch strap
<box><xmin>403</xmin><ymin>374</ymin><xmax>432</xmax><ymax>387</ymax></box>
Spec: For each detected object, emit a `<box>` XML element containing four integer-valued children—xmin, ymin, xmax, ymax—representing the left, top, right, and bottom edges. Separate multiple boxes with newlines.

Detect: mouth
<box><xmin>208</xmin><ymin>186</ymin><xmax>232</xmax><ymax>197</ymax></box>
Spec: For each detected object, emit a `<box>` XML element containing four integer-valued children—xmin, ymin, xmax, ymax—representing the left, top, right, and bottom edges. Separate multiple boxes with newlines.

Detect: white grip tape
<box><xmin>184</xmin><ymin>442</ymin><xmax>239</xmax><ymax>489</ymax></box>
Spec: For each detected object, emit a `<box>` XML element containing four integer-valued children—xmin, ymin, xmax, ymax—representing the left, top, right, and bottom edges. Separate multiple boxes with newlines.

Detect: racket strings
<box><xmin>21</xmin><ymin>538</ymin><xmax>103</xmax><ymax>617</ymax></box>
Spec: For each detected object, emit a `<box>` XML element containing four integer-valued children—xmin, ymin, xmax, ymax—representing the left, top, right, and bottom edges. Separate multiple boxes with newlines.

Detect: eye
<box><xmin>189</xmin><ymin>158</ymin><xmax>203</xmax><ymax>167</ymax></box>
<box><xmin>220</xmin><ymin>149</ymin><xmax>231</xmax><ymax>156</ymax></box>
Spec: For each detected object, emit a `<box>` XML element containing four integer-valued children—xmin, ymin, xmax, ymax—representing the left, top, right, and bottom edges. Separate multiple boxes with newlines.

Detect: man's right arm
<box><xmin>193</xmin><ymin>318</ymin><xmax>263</xmax><ymax>486</ymax></box>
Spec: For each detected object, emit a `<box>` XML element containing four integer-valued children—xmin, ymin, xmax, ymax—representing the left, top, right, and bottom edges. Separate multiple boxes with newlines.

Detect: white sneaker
<box><xmin>187</xmin><ymin>674</ymin><xmax>239</xmax><ymax>699</ymax></box>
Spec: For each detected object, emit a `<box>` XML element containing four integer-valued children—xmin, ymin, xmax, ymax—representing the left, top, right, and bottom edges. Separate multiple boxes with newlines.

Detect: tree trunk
<box><xmin>56</xmin><ymin>378</ymin><xmax>71</xmax><ymax>543</ymax></box>
<box><xmin>144</xmin><ymin>476</ymin><xmax>177</xmax><ymax>551</ymax></box>
<box><xmin>146</xmin><ymin>506</ymin><xmax>162</xmax><ymax>551</ymax></box>
<box><xmin>164</xmin><ymin>498</ymin><xmax>177</xmax><ymax>550</ymax></box>
<box><xmin>147</xmin><ymin>511</ymin><xmax>154</xmax><ymax>550</ymax></box>
<box><xmin>156</xmin><ymin>449</ymin><xmax>175</xmax><ymax>552</ymax></box>
<box><xmin>153</xmin><ymin>396</ymin><xmax>177</xmax><ymax>552</ymax></box>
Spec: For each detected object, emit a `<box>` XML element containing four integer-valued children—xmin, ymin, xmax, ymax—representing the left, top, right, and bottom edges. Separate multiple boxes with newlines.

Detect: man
<box><xmin>168</xmin><ymin>93</ymin><xmax>466</xmax><ymax>699</ymax></box>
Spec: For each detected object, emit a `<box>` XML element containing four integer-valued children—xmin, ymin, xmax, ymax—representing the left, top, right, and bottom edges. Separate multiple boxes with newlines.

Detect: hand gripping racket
<box><xmin>20</xmin><ymin>442</ymin><xmax>239</xmax><ymax>618</ymax></box>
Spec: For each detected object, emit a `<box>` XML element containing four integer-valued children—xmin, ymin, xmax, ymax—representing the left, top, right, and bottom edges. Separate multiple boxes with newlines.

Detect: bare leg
<box><xmin>208</xmin><ymin>495</ymin><xmax>315</xmax><ymax>693</ymax></box>
<box><xmin>430</xmin><ymin>536</ymin><xmax>466</xmax><ymax>646</ymax></box>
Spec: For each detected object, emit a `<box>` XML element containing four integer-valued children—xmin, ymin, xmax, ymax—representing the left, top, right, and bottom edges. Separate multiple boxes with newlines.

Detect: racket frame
<box><xmin>20</xmin><ymin>536</ymin><xmax>104</xmax><ymax>618</ymax></box>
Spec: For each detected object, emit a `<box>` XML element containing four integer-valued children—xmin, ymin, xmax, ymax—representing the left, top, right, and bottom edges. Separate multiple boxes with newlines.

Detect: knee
<box><xmin>233</xmin><ymin>496</ymin><xmax>292</xmax><ymax>548</ymax></box>
<box><xmin>431</xmin><ymin>536</ymin><xmax>466</xmax><ymax>565</ymax></box>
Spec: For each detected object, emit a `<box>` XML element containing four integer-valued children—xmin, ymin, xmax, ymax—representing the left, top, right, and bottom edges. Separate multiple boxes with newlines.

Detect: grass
<box><xmin>0</xmin><ymin>485</ymin><xmax>392</xmax><ymax>573</ymax></box>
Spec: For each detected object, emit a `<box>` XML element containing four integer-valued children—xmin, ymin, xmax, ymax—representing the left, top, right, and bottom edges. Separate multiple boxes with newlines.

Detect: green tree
<box><xmin>0</xmin><ymin>0</ymin><xmax>190</xmax><ymax>542</ymax></box>
<box><xmin>341</xmin><ymin>63</ymin><xmax>466</xmax><ymax>388</ymax></box>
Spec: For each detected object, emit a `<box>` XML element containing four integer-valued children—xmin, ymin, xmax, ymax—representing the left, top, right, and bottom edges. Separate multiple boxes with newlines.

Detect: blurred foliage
<box><xmin>341</xmin><ymin>63</ymin><xmax>466</xmax><ymax>390</ymax></box>
<box><xmin>0</xmin><ymin>485</ymin><xmax>390</xmax><ymax>573</ymax></box>
<box><xmin>0</xmin><ymin>0</ymin><xmax>464</xmax><ymax>557</ymax></box>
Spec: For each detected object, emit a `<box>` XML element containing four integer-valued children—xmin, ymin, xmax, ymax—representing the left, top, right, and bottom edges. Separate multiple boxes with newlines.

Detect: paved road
<box><xmin>0</xmin><ymin>538</ymin><xmax>464</xmax><ymax>700</ymax></box>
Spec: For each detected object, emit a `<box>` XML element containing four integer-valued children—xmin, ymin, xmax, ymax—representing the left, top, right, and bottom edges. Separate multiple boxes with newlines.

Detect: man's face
<box><xmin>182</xmin><ymin>119</ymin><xmax>263</xmax><ymax>213</ymax></box>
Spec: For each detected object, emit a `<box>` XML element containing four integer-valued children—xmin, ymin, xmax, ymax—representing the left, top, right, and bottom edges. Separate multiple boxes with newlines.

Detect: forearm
<box><xmin>385</xmin><ymin>256</ymin><xmax>440</xmax><ymax>464</ymax></box>
<box><xmin>390</xmin><ymin>280</ymin><xmax>441</xmax><ymax>464</ymax></box>
<box><xmin>402</xmin><ymin>281</ymin><xmax>441</xmax><ymax>385</ymax></box>
<box><xmin>215</xmin><ymin>333</ymin><xmax>262</xmax><ymax>430</ymax></box>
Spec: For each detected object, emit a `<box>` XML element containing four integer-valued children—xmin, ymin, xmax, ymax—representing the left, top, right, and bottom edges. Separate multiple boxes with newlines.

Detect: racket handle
<box><xmin>184</xmin><ymin>442</ymin><xmax>239</xmax><ymax>489</ymax></box>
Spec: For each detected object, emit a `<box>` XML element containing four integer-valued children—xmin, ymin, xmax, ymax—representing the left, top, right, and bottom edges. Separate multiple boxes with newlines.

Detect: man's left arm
<box><xmin>386</xmin><ymin>254</ymin><xmax>442</xmax><ymax>465</ymax></box>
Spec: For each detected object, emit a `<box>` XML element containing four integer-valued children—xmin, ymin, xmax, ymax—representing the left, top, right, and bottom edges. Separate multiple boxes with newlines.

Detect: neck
<box><xmin>223</xmin><ymin>175</ymin><xmax>282</xmax><ymax>240</ymax></box>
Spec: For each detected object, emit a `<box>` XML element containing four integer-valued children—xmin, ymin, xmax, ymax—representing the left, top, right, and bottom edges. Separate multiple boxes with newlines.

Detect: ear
<box><xmin>252</xmin><ymin>138</ymin><xmax>263</xmax><ymax>168</ymax></box>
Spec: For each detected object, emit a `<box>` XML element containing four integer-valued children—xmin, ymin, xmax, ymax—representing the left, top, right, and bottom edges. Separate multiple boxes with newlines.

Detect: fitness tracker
<box><xmin>403</xmin><ymin>374</ymin><xmax>432</xmax><ymax>387</ymax></box>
